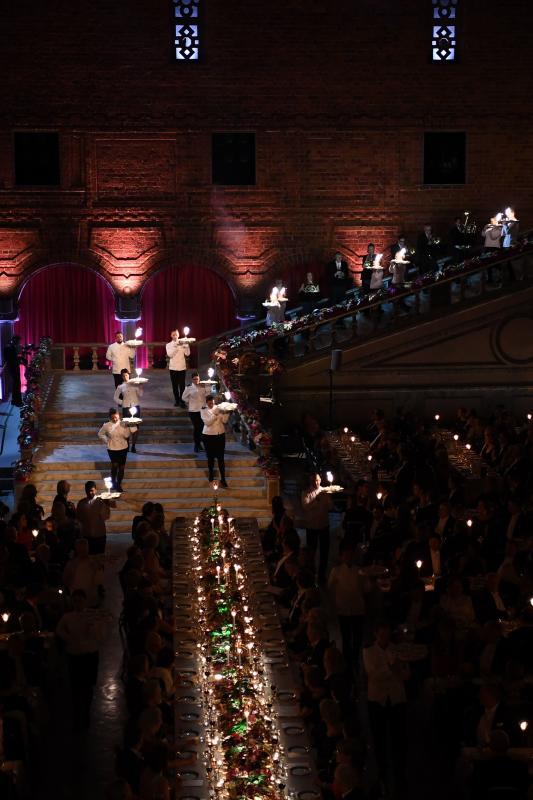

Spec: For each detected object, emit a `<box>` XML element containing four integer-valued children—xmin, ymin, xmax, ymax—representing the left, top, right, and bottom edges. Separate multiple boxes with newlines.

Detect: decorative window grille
<box><xmin>432</xmin><ymin>0</ymin><xmax>458</xmax><ymax>61</ymax></box>
<box><xmin>174</xmin><ymin>0</ymin><xmax>201</xmax><ymax>61</ymax></box>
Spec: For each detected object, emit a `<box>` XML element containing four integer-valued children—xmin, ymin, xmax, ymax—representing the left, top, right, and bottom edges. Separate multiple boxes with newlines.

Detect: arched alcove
<box><xmin>141</xmin><ymin>264</ymin><xmax>236</xmax><ymax>343</ymax></box>
<box><xmin>15</xmin><ymin>263</ymin><xmax>116</xmax><ymax>345</ymax></box>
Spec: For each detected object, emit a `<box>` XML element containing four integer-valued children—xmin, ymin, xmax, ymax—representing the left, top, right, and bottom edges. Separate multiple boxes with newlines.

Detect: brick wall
<box><xmin>0</xmin><ymin>0</ymin><xmax>532</xmax><ymax>315</ymax></box>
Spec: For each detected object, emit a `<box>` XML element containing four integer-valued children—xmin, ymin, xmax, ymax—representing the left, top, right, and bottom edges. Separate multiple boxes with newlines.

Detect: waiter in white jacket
<box><xmin>182</xmin><ymin>371</ymin><xmax>207</xmax><ymax>453</ymax></box>
<box><xmin>106</xmin><ymin>332</ymin><xmax>134</xmax><ymax>388</ymax></box>
<box><xmin>166</xmin><ymin>330</ymin><xmax>190</xmax><ymax>407</ymax></box>
<box><xmin>113</xmin><ymin>369</ymin><xmax>143</xmax><ymax>452</ymax></box>
<box><xmin>201</xmin><ymin>395</ymin><xmax>230</xmax><ymax>487</ymax></box>
<box><xmin>97</xmin><ymin>408</ymin><xmax>132</xmax><ymax>491</ymax></box>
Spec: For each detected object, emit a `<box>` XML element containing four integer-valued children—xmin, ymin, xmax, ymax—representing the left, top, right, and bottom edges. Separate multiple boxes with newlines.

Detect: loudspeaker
<box><xmin>115</xmin><ymin>294</ymin><xmax>141</xmax><ymax>321</ymax></box>
<box><xmin>330</xmin><ymin>349</ymin><xmax>342</xmax><ymax>372</ymax></box>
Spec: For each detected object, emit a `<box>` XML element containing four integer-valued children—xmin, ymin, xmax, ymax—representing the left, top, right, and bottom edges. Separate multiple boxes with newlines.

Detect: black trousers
<box><xmin>202</xmin><ymin>433</ymin><xmax>226</xmax><ymax>481</ymax></box>
<box><xmin>170</xmin><ymin>369</ymin><xmax>186</xmax><ymax>403</ymax></box>
<box><xmin>306</xmin><ymin>526</ymin><xmax>330</xmax><ymax>582</ymax></box>
<box><xmin>113</xmin><ymin>373</ymin><xmax>122</xmax><ymax>388</ymax></box>
<box><xmin>67</xmin><ymin>651</ymin><xmax>99</xmax><ymax>729</ymax></box>
<box><xmin>108</xmin><ymin>447</ymin><xmax>128</xmax><ymax>489</ymax></box>
<box><xmin>368</xmin><ymin>700</ymin><xmax>407</xmax><ymax>791</ymax></box>
<box><xmin>189</xmin><ymin>411</ymin><xmax>203</xmax><ymax>448</ymax></box>
<box><xmin>338</xmin><ymin>614</ymin><xmax>364</xmax><ymax>666</ymax></box>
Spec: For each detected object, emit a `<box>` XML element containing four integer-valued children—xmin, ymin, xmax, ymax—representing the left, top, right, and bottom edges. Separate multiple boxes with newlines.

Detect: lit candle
<box><xmin>453</xmin><ymin>434</ymin><xmax>459</xmax><ymax>441</ymax></box>
<box><xmin>434</xmin><ymin>413</ymin><xmax>440</xmax><ymax>422</ymax></box>
<box><xmin>528</xmin><ymin>414</ymin><xmax>532</xmax><ymax>421</ymax></box>
<box><xmin>130</xmin><ymin>406</ymin><xmax>137</xmax><ymax>418</ymax></box>
<box><xmin>416</xmin><ymin>560</ymin><xmax>423</xmax><ymax>571</ymax></box>
<box><xmin>183</xmin><ymin>326</ymin><xmax>190</xmax><ymax>337</ymax></box>
<box><xmin>519</xmin><ymin>720</ymin><xmax>529</xmax><ymax>731</ymax></box>
<box><xmin>135</xmin><ymin>327</ymin><xmax>143</xmax><ymax>339</ymax></box>
<box><xmin>367</xmin><ymin>454</ymin><xmax>372</xmax><ymax>462</ymax></box>
<box><xmin>343</xmin><ymin>427</ymin><xmax>348</xmax><ymax>434</ymax></box>
<box><xmin>1</xmin><ymin>612</ymin><xmax>9</xmax><ymax>623</ymax></box>
<box><xmin>32</xmin><ymin>529</ymin><xmax>38</xmax><ymax>539</ymax></box>
<box><xmin>350</xmin><ymin>435</ymin><xmax>355</xmax><ymax>443</ymax></box>
<box><xmin>216</xmin><ymin>565</ymin><xmax>221</xmax><ymax>584</ymax></box>
<box><xmin>465</xmin><ymin>443</ymin><xmax>471</xmax><ymax>450</ymax></box>
<box><xmin>231</xmin><ymin>609</ymin><xmax>237</xmax><ymax>624</ymax></box>
<box><xmin>376</xmin><ymin>492</ymin><xmax>383</xmax><ymax>501</ymax></box>
<box><xmin>237</xmin><ymin>646</ymin><xmax>242</xmax><ymax>667</ymax></box>
<box><xmin>529</xmin><ymin>597</ymin><xmax>533</xmax><ymax>607</ymax></box>
<box><xmin>104</xmin><ymin>477</ymin><xmax>113</xmax><ymax>491</ymax></box>
<box><xmin>135</xmin><ymin>367</ymin><xmax>143</xmax><ymax>377</ymax></box>
<box><xmin>326</xmin><ymin>471</ymin><xmax>333</xmax><ymax>485</ymax></box>
<box><xmin>224</xmin><ymin>391</ymin><xmax>231</xmax><ymax>401</ymax></box>
<box><xmin>467</xmin><ymin>519</ymin><xmax>473</xmax><ymax>528</ymax></box>
<box><xmin>208</xmin><ymin>367</ymin><xmax>215</xmax><ymax>379</ymax></box>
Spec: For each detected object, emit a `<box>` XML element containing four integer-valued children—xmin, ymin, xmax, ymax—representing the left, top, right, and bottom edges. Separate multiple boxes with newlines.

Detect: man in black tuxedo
<box><xmin>416</xmin><ymin>224</ymin><xmax>440</xmax><ymax>274</ymax></box>
<box><xmin>327</xmin><ymin>252</ymin><xmax>352</xmax><ymax>304</ymax></box>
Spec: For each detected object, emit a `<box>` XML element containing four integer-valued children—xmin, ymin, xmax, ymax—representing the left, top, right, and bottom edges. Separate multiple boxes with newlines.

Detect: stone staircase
<box><xmin>31</xmin><ymin>373</ymin><xmax>272</xmax><ymax>532</ymax></box>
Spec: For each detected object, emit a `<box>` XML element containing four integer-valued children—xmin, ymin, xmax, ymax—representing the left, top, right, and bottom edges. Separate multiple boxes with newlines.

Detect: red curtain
<box><xmin>141</xmin><ymin>266</ymin><xmax>236</xmax><ymax>361</ymax></box>
<box><xmin>15</xmin><ymin>264</ymin><xmax>116</xmax><ymax>345</ymax></box>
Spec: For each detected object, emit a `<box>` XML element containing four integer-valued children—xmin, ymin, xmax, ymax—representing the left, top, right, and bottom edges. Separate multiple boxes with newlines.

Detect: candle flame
<box><xmin>434</xmin><ymin>413</ymin><xmax>440</xmax><ymax>421</ymax></box>
<box><xmin>130</xmin><ymin>406</ymin><xmax>137</xmax><ymax>417</ymax></box>
<box><xmin>183</xmin><ymin>326</ymin><xmax>190</xmax><ymax>336</ymax></box>
<box><xmin>520</xmin><ymin>720</ymin><xmax>529</xmax><ymax>731</ymax></box>
<box><xmin>467</xmin><ymin>519</ymin><xmax>473</xmax><ymax>527</ymax></box>
<box><xmin>104</xmin><ymin>477</ymin><xmax>113</xmax><ymax>490</ymax></box>
<box><xmin>207</xmin><ymin>367</ymin><xmax>215</xmax><ymax>379</ymax></box>
<box><xmin>224</xmin><ymin>391</ymin><xmax>231</xmax><ymax>400</ymax></box>
<box><xmin>326</xmin><ymin>471</ymin><xmax>333</xmax><ymax>483</ymax></box>
<box><xmin>453</xmin><ymin>434</ymin><xmax>459</xmax><ymax>441</ymax></box>
<box><xmin>135</xmin><ymin>327</ymin><xmax>142</xmax><ymax>338</ymax></box>
<box><xmin>135</xmin><ymin>367</ymin><xmax>142</xmax><ymax>377</ymax></box>
<box><xmin>1</xmin><ymin>612</ymin><xmax>9</xmax><ymax>622</ymax></box>
<box><xmin>32</xmin><ymin>529</ymin><xmax>38</xmax><ymax>538</ymax></box>
<box><xmin>416</xmin><ymin>560</ymin><xmax>423</xmax><ymax>569</ymax></box>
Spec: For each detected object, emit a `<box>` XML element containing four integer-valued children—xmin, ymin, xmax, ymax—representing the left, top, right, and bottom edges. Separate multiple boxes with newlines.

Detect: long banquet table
<box><xmin>171</xmin><ymin>514</ymin><xmax>320</xmax><ymax>800</ymax></box>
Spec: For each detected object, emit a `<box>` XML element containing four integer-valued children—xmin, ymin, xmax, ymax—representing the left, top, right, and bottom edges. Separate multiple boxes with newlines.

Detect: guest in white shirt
<box><xmin>63</xmin><ymin>538</ymin><xmax>103</xmax><ymax>607</ymax></box>
<box><xmin>301</xmin><ymin>473</ymin><xmax>332</xmax><ymax>583</ymax></box>
<box><xmin>113</xmin><ymin>369</ymin><xmax>143</xmax><ymax>452</ymax></box>
<box><xmin>182</xmin><ymin>371</ymin><xmax>207</xmax><ymax>453</ymax></box>
<box><xmin>363</xmin><ymin>623</ymin><xmax>409</xmax><ymax>789</ymax></box>
<box><xmin>328</xmin><ymin>540</ymin><xmax>365</xmax><ymax>664</ymax></box>
<box><xmin>201</xmin><ymin>395</ymin><xmax>230</xmax><ymax>487</ymax></box>
<box><xmin>97</xmin><ymin>407</ymin><xmax>132</xmax><ymax>491</ymax></box>
<box><xmin>165</xmin><ymin>330</ymin><xmax>190</xmax><ymax>407</ymax></box>
<box><xmin>106</xmin><ymin>331</ymin><xmax>134</xmax><ymax>388</ymax></box>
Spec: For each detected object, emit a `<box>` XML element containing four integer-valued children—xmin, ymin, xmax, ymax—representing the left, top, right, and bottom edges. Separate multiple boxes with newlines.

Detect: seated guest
<box><xmin>262</xmin><ymin>495</ymin><xmax>291</xmax><ymax>560</ymax></box>
<box><xmin>333</xmin><ymin>763</ymin><xmax>365</xmax><ymax>800</ymax></box>
<box><xmin>464</xmin><ymin>684</ymin><xmax>512</xmax><ymax>746</ymax></box>
<box><xmin>298</xmin><ymin>271</ymin><xmax>321</xmax><ymax>314</ymax></box>
<box><xmin>469</xmin><ymin>730</ymin><xmax>529</xmax><ymax>800</ymax></box>
<box><xmin>116</xmin><ymin>723</ymin><xmax>145</xmax><ymax>796</ymax></box>
<box><xmin>272</xmin><ymin>529</ymin><xmax>300</xmax><ymax>589</ymax></box>
<box><xmin>475</xmin><ymin>572</ymin><xmax>512</xmax><ymax>624</ymax></box>
<box><xmin>327</xmin><ymin>252</ymin><xmax>352</xmax><ymax>304</ymax></box>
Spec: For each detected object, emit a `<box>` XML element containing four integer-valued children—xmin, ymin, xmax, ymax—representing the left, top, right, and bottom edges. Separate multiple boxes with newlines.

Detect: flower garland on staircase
<box><xmin>13</xmin><ymin>337</ymin><xmax>52</xmax><ymax>482</ymax></box>
<box><xmin>213</xmin><ymin>350</ymin><xmax>281</xmax><ymax>478</ymax></box>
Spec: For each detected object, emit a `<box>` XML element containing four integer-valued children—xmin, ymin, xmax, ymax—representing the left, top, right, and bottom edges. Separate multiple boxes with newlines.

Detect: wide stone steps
<box><xmin>33</xmin><ymin>372</ymin><xmax>272</xmax><ymax>528</ymax></box>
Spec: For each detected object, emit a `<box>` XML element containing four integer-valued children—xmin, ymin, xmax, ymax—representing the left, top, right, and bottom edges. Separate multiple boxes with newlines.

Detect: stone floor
<box><xmin>36</xmin><ymin>534</ymin><xmax>129</xmax><ymax>800</ymax></box>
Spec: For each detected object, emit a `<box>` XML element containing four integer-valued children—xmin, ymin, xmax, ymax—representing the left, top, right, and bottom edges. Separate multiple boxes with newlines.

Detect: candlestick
<box><xmin>216</xmin><ymin>565</ymin><xmax>221</xmax><ymax>584</ymax></box>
